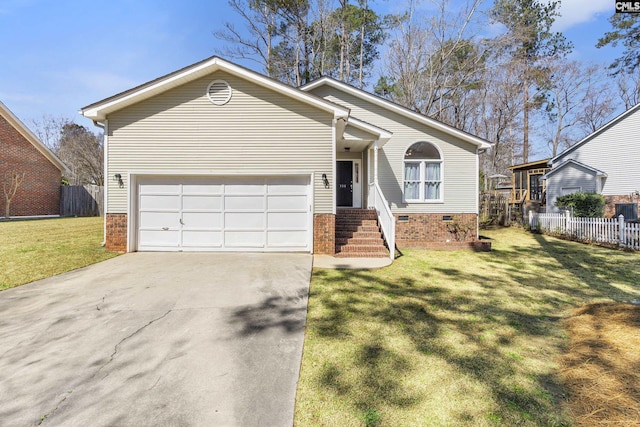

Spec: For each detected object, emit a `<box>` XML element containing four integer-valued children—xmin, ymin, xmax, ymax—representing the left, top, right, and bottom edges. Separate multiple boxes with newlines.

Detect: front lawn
<box><xmin>0</xmin><ymin>217</ymin><xmax>117</xmax><ymax>290</ymax></box>
<box><xmin>295</xmin><ymin>228</ymin><xmax>640</xmax><ymax>426</ymax></box>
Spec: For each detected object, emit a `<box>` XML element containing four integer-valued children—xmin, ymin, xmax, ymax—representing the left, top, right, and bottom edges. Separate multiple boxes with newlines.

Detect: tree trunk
<box><xmin>358</xmin><ymin>0</ymin><xmax>367</xmax><ymax>89</ymax></box>
<box><xmin>339</xmin><ymin>0</ymin><xmax>346</xmax><ymax>81</ymax></box>
<box><xmin>523</xmin><ymin>83</ymin><xmax>529</xmax><ymax>163</ymax></box>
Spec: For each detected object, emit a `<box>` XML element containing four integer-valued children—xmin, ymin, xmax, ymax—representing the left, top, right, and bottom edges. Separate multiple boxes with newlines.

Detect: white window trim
<box><xmin>403</xmin><ymin>142</ymin><xmax>444</xmax><ymax>204</ymax></box>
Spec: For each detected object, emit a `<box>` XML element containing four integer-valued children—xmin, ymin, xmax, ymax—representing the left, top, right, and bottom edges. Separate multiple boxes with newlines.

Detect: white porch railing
<box><xmin>368</xmin><ymin>182</ymin><xmax>396</xmax><ymax>260</ymax></box>
<box><xmin>529</xmin><ymin>211</ymin><xmax>640</xmax><ymax>250</ymax></box>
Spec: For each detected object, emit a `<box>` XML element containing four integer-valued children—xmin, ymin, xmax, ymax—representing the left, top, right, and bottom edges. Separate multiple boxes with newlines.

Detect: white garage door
<box><xmin>136</xmin><ymin>176</ymin><xmax>311</xmax><ymax>252</ymax></box>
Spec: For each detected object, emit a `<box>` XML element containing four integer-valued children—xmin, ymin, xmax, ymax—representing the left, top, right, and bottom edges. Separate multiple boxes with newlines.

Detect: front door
<box><xmin>337</xmin><ymin>161</ymin><xmax>353</xmax><ymax>207</ymax></box>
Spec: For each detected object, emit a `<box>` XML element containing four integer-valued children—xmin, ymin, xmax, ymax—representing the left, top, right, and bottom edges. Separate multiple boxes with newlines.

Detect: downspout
<box><xmin>91</xmin><ymin>119</ymin><xmax>107</xmax><ymax>246</ymax></box>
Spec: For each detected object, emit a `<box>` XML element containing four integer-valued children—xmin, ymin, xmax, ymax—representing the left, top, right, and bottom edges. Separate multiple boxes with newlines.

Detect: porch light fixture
<box><xmin>322</xmin><ymin>173</ymin><xmax>330</xmax><ymax>189</ymax></box>
<box><xmin>114</xmin><ymin>173</ymin><xmax>124</xmax><ymax>188</ymax></box>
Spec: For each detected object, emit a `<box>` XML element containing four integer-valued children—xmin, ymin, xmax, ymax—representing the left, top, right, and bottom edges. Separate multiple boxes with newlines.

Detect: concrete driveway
<box><xmin>0</xmin><ymin>253</ymin><xmax>312</xmax><ymax>427</ymax></box>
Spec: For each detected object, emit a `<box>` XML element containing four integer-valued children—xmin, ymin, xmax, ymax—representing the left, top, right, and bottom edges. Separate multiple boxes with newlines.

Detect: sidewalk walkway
<box><xmin>313</xmin><ymin>255</ymin><xmax>392</xmax><ymax>270</ymax></box>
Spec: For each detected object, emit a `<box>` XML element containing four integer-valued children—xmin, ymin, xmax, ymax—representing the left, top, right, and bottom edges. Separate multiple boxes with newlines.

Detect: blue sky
<box><xmin>0</xmin><ymin>0</ymin><xmax>618</xmax><ymax>128</ymax></box>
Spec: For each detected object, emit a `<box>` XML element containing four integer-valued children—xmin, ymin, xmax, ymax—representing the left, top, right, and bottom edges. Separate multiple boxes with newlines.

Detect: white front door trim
<box><xmin>352</xmin><ymin>159</ymin><xmax>362</xmax><ymax>208</ymax></box>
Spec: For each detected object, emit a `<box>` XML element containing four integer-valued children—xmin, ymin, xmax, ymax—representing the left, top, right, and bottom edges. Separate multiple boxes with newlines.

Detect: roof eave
<box><xmin>551</xmin><ymin>102</ymin><xmax>640</xmax><ymax>164</ymax></box>
<box><xmin>81</xmin><ymin>57</ymin><xmax>349</xmax><ymax>121</ymax></box>
<box><xmin>542</xmin><ymin>159</ymin><xmax>607</xmax><ymax>179</ymax></box>
<box><xmin>0</xmin><ymin>101</ymin><xmax>69</xmax><ymax>173</ymax></box>
<box><xmin>302</xmin><ymin>78</ymin><xmax>492</xmax><ymax>149</ymax></box>
<box><xmin>347</xmin><ymin>116</ymin><xmax>393</xmax><ymax>145</ymax></box>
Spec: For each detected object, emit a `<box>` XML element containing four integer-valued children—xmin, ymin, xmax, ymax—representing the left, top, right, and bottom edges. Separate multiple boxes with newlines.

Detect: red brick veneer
<box><xmin>0</xmin><ymin>115</ymin><xmax>61</xmax><ymax>216</ymax></box>
<box><xmin>395</xmin><ymin>213</ymin><xmax>479</xmax><ymax>248</ymax></box>
<box><xmin>314</xmin><ymin>213</ymin><xmax>335</xmax><ymax>254</ymax></box>
<box><xmin>108</xmin><ymin>213</ymin><xmax>332</xmax><ymax>254</ymax></box>
<box><xmin>604</xmin><ymin>195</ymin><xmax>640</xmax><ymax>219</ymax></box>
<box><xmin>106</xmin><ymin>213</ymin><xmax>127</xmax><ymax>252</ymax></box>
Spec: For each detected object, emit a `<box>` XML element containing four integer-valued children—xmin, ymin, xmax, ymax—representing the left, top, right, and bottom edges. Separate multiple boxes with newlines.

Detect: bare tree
<box><xmin>578</xmin><ymin>82</ymin><xmax>616</xmax><ymax>135</ymax></box>
<box><xmin>490</xmin><ymin>0</ymin><xmax>572</xmax><ymax>163</ymax></box>
<box><xmin>57</xmin><ymin>124</ymin><xmax>104</xmax><ymax>186</ymax></box>
<box><xmin>475</xmin><ymin>60</ymin><xmax>524</xmax><ymax>176</ymax></box>
<box><xmin>380</xmin><ymin>0</ymin><xmax>486</xmax><ymax>122</ymax></box>
<box><xmin>543</xmin><ymin>60</ymin><xmax>604</xmax><ymax>156</ymax></box>
<box><xmin>616</xmin><ymin>69</ymin><xmax>640</xmax><ymax>110</ymax></box>
<box><xmin>29</xmin><ymin>114</ymin><xmax>67</xmax><ymax>151</ymax></box>
<box><xmin>213</xmin><ymin>0</ymin><xmax>278</xmax><ymax>73</ymax></box>
<box><xmin>3</xmin><ymin>171</ymin><xmax>25</xmax><ymax>218</ymax></box>
<box><xmin>216</xmin><ymin>0</ymin><xmax>390</xmax><ymax>86</ymax></box>
<box><xmin>29</xmin><ymin>117</ymin><xmax>104</xmax><ymax>186</ymax></box>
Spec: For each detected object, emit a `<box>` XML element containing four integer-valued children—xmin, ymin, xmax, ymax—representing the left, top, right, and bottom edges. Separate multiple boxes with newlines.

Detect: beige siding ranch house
<box><xmin>81</xmin><ymin>56</ymin><xmax>491</xmax><ymax>258</ymax></box>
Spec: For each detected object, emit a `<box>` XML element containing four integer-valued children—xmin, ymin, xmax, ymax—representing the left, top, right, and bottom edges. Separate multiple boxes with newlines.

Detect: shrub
<box><xmin>555</xmin><ymin>192</ymin><xmax>605</xmax><ymax>218</ymax></box>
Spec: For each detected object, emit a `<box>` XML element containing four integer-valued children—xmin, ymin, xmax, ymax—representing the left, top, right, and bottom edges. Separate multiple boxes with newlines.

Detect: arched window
<box><xmin>404</xmin><ymin>142</ymin><xmax>443</xmax><ymax>202</ymax></box>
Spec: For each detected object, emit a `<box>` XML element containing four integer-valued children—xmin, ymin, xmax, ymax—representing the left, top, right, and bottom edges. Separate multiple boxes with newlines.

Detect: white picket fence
<box><xmin>529</xmin><ymin>211</ymin><xmax>640</xmax><ymax>250</ymax></box>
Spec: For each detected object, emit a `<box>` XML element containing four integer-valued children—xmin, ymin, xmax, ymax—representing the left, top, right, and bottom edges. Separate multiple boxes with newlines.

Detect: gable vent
<box><xmin>206</xmin><ymin>80</ymin><xmax>232</xmax><ymax>105</ymax></box>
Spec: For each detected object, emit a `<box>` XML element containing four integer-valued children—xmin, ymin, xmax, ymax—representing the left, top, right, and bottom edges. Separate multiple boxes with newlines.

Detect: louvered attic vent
<box><xmin>206</xmin><ymin>80</ymin><xmax>232</xmax><ymax>105</ymax></box>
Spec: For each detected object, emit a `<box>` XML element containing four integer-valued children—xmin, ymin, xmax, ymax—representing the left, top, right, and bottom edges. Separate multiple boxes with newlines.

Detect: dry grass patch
<box><xmin>295</xmin><ymin>228</ymin><xmax>640</xmax><ymax>426</ymax></box>
<box><xmin>0</xmin><ymin>217</ymin><xmax>117</xmax><ymax>290</ymax></box>
<box><xmin>560</xmin><ymin>303</ymin><xmax>640</xmax><ymax>426</ymax></box>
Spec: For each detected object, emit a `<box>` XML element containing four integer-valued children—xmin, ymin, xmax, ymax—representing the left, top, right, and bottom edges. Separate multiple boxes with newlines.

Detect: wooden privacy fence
<box><xmin>529</xmin><ymin>211</ymin><xmax>640</xmax><ymax>250</ymax></box>
<box><xmin>60</xmin><ymin>185</ymin><xmax>103</xmax><ymax>217</ymax></box>
<box><xmin>480</xmin><ymin>192</ymin><xmax>509</xmax><ymax>225</ymax></box>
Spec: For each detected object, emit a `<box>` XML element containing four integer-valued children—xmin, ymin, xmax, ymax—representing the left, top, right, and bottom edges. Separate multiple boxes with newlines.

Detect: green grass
<box><xmin>295</xmin><ymin>227</ymin><xmax>640</xmax><ymax>426</ymax></box>
<box><xmin>0</xmin><ymin>217</ymin><xmax>118</xmax><ymax>290</ymax></box>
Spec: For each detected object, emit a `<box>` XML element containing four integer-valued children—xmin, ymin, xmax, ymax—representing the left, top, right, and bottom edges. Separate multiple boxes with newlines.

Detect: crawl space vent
<box><xmin>206</xmin><ymin>80</ymin><xmax>232</xmax><ymax>105</ymax></box>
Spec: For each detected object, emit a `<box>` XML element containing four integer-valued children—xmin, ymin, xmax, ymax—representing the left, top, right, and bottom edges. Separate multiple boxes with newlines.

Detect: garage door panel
<box><xmin>182</xmin><ymin>212</ymin><xmax>222</xmax><ymax>228</ymax></box>
<box><xmin>138</xmin><ymin>230</ymin><xmax>180</xmax><ymax>248</ymax></box>
<box><xmin>137</xmin><ymin>176</ymin><xmax>309</xmax><ymax>252</ymax></box>
<box><xmin>225</xmin><ymin>196</ymin><xmax>265</xmax><ymax>210</ymax></box>
<box><xmin>182</xmin><ymin>195</ymin><xmax>222</xmax><ymax>210</ymax></box>
<box><xmin>225</xmin><ymin>183</ymin><xmax>265</xmax><ymax>195</ymax></box>
<box><xmin>182</xmin><ymin>231</ymin><xmax>223</xmax><ymax>247</ymax></box>
<box><xmin>182</xmin><ymin>184</ymin><xmax>222</xmax><ymax>195</ymax></box>
<box><xmin>268</xmin><ymin>212</ymin><xmax>308</xmax><ymax>229</ymax></box>
<box><xmin>225</xmin><ymin>231</ymin><xmax>265</xmax><ymax>247</ymax></box>
<box><xmin>225</xmin><ymin>212</ymin><xmax>264</xmax><ymax>229</ymax></box>
<box><xmin>140</xmin><ymin>194</ymin><xmax>180</xmax><ymax>210</ymax></box>
<box><xmin>139</xmin><ymin>211</ymin><xmax>180</xmax><ymax>228</ymax></box>
<box><xmin>140</xmin><ymin>183</ymin><xmax>180</xmax><ymax>194</ymax></box>
<box><xmin>268</xmin><ymin>195</ymin><xmax>307</xmax><ymax>210</ymax></box>
<box><xmin>267</xmin><ymin>231</ymin><xmax>307</xmax><ymax>247</ymax></box>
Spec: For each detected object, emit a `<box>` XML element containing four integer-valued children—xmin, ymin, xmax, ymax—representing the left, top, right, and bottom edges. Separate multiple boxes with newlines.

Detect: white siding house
<box><xmin>544</xmin><ymin>103</ymin><xmax>640</xmax><ymax>218</ymax></box>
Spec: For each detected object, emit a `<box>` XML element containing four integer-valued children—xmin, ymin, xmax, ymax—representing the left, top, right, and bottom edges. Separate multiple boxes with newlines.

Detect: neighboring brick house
<box><xmin>0</xmin><ymin>101</ymin><xmax>67</xmax><ymax>217</ymax></box>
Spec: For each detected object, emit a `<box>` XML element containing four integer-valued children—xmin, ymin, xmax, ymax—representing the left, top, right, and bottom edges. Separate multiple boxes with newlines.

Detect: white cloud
<box><xmin>549</xmin><ymin>0</ymin><xmax>611</xmax><ymax>31</ymax></box>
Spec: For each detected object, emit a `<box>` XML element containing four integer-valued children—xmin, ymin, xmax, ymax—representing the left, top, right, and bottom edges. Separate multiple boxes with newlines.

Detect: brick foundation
<box><xmin>399</xmin><ymin>240</ymin><xmax>492</xmax><ymax>251</ymax></box>
<box><xmin>314</xmin><ymin>213</ymin><xmax>335</xmax><ymax>254</ymax></box>
<box><xmin>395</xmin><ymin>213</ymin><xmax>481</xmax><ymax>249</ymax></box>
<box><xmin>0</xmin><ymin>114</ymin><xmax>61</xmax><ymax>217</ymax></box>
<box><xmin>106</xmin><ymin>213</ymin><xmax>127</xmax><ymax>252</ymax></box>
<box><xmin>604</xmin><ymin>195</ymin><xmax>640</xmax><ymax>219</ymax></box>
